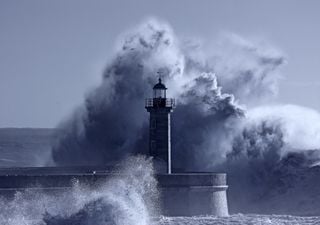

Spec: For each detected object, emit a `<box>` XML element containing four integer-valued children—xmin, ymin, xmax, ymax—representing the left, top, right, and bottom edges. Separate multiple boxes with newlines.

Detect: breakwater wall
<box><xmin>0</xmin><ymin>167</ymin><xmax>228</xmax><ymax>216</ymax></box>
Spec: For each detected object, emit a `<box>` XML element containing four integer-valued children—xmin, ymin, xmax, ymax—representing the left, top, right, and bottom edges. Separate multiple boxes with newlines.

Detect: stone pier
<box><xmin>0</xmin><ymin>167</ymin><xmax>228</xmax><ymax>217</ymax></box>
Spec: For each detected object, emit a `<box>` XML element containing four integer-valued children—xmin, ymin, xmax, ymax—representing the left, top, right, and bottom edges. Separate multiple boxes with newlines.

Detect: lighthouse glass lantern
<box><xmin>153</xmin><ymin>78</ymin><xmax>167</xmax><ymax>98</ymax></box>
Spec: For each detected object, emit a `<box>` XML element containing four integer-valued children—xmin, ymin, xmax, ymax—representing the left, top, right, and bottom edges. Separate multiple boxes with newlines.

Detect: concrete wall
<box><xmin>0</xmin><ymin>169</ymin><xmax>229</xmax><ymax>217</ymax></box>
<box><xmin>157</xmin><ymin>173</ymin><xmax>229</xmax><ymax>216</ymax></box>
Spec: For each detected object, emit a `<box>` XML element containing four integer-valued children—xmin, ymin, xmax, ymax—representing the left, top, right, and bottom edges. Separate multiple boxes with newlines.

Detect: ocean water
<box><xmin>6</xmin><ymin>215</ymin><xmax>320</xmax><ymax>225</ymax></box>
<box><xmin>156</xmin><ymin>215</ymin><xmax>320</xmax><ymax>225</ymax></box>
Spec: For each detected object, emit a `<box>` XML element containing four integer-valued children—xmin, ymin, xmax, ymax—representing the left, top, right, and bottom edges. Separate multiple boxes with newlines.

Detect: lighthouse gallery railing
<box><xmin>145</xmin><ymin>98</ymin><xmax>175</xmax><ymax>108</ymax></box>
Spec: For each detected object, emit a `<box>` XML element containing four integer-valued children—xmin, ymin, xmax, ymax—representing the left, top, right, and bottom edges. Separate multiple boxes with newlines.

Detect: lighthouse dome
<box><xmin>153</xmin><ymin>78</ymin><xmax>167</xmax><ymax>90</ymax></box>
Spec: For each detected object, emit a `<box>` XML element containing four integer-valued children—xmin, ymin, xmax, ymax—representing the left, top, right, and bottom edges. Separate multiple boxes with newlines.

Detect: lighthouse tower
<box><xmin>145</xmin><ymin>78</ymin><xmax>175</xmax><ymax>174</ymax></box>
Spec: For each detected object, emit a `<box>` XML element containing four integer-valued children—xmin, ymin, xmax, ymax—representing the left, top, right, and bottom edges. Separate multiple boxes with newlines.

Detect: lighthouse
<box><xmin>145</xmin><ymin>78</ymin><xmax>175</xmax><ymax>174</ymax></box>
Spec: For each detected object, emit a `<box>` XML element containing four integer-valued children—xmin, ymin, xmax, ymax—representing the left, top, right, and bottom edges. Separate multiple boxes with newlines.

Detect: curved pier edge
<box><xmin>156</xmin><ymin>173</ymin><xmax>229</xmax><ymax>217</ymax></box>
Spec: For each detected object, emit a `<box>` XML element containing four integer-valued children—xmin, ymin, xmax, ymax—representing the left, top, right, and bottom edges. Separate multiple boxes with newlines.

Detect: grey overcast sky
<box><xmin>0</xmin><ymin>0</ymin><xmax>319</xmax><ymax>128</ymax></box>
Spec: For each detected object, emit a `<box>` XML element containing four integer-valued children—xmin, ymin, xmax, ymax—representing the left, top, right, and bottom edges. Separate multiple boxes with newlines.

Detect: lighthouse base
<box><xmin>157</xmin><ymin>173</ymin><xmax>229</xmax><ymax>216</ymax></box>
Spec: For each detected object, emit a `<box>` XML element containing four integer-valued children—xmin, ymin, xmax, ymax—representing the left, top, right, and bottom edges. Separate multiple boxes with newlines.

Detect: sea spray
<box><xmin>0</xmin><ymin>156</ymin><xmax>158</xmax><ymax>225</ymax></box>
<box><xmin>51</xmin><ymin>19</ymin><xmax>286</xmax><ymax>171</ymax></box>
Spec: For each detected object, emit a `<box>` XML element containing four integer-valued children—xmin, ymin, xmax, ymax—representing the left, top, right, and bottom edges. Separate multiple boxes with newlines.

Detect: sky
<box><xmin>0</xmin><ymin>0</ymin><xmax>319</xmax><ymax>128</ymax></box>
